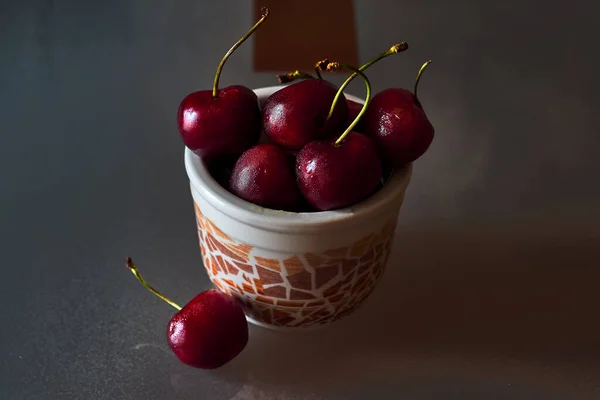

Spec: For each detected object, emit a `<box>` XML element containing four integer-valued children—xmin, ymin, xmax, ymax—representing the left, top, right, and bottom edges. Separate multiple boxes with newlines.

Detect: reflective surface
<box><xmin>1</xmin><ymin>0</ymin><xmax>599</xmax><ymax>398</ymax></box>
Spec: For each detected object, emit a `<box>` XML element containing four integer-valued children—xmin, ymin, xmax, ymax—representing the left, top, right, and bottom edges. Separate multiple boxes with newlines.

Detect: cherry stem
<box><xmin>314</xmin><ymin>67</ymin><xmax>323</xmax><ymax>80</ymax></box>
<box><xmin>314</xmin><ymin>58</ymin><xmax>330</xmax><ymax>80</ymax></box>
<box><xmin>414</xmin><ymin>60</ymin><xmax>432</xmax><ymax>101</ymax></box>
<box><xmin>318</xmin><ymin>62</ymin><xmax>371</xmax><ymax>146</ymax></box>
<box><xmin>276</xmin><ymin>70</ymin><xmax>315</xmax><ymax>84</ymax></box>
<box><xmin>324</xmin><ymin>42</ymin><xmax>408</xmax><ymax>121</ymax></box>
<box><xmin>212</xmin><ymin>7</ymin><xmax>270</xmax><ymax>98</ymax></box>
<box><xmin>126</xmin><ymin>257</ymin><xmax>182</xmax><ymax>311</ymax></box>
<box><xmin>358</xmin><ymin>42</ymin><xmax>408</xmax><ymax>76</ymax></box>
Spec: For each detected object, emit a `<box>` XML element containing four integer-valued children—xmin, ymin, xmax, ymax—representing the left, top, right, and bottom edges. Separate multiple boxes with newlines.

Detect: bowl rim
<box><xmin>184</xmin><ymin>85</ymin><xmax>412</xmax><ymax>233</ymax></box>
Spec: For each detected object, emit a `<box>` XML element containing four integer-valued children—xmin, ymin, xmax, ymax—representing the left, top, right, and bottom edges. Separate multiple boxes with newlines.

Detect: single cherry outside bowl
<box><xmin>184</xmin><ymin>85</ymin><xmax>412</xmax><ymax>330</ymax></box>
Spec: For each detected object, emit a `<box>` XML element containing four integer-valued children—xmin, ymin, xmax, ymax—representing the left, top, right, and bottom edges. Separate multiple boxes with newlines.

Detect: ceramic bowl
<box><xmin>184</xmin><ymin>85</ymin><xmax>412</xmax><ymax>330</ymax></box>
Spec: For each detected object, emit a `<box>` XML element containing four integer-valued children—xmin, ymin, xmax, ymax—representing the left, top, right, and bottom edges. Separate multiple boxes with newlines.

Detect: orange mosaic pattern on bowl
<box><xmin>194</xmin><ymin>202</ymin><xmax>396</xmax><ymax>328</ymax></box>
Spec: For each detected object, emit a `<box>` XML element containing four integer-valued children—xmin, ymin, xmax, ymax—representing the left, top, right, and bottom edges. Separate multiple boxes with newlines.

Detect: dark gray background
<box><xmin>1</xmin><ymin>0</ymin><xmax>599</xmax><ymax>399</ymax></box>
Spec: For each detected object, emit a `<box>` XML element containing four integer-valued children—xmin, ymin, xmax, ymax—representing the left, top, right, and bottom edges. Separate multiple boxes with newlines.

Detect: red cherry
<box><xmin>176</xmin><ymin>9</ymin><xmax>269</xmax><ymax>161</ymax></box>
<box><xmin>229</xmin><ymin>144</ymin><xmax>302</xmax><ymax>210</ymax></box>
<box><xmin>178</xmin><ymin>86</ymin><xmax>261</xmax><ymax>160</ymax></box>
<box><xmin>362</xmin><ymin>88</ymin><xmax>434</xmax><ymax>167</ymax></box>
<box><xmin>126</xmin><ymin>258</ymin><xmax>249</xmax><ymax>370</ymax></box>
<box><xmin>296</xmin><ymin>132</ymin><xmax>382</xmax><ymax>211</ymax></box>
<box><xmin>261</xmin><ymin>79</ymin><xmax>348</xmax><ymax>150</ymax></box>
<box><xmin>167</xmin><ymin>289</ymin><xmax>248</xmax><ymax>369</ymax></box>
<box><xmin>362</xmin><ymin>61</ymin><xmax>434</xmax><ymax>167</ymax></box>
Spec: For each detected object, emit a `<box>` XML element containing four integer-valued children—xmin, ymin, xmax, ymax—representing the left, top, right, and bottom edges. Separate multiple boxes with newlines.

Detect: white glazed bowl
<box><xmin>184</xmin><ymin>85</ymin><xmax>412</xmax><ymax>330</ymax></box>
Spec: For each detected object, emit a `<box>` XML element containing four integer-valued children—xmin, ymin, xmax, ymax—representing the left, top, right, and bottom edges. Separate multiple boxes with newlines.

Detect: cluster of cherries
<box><xmin>177</xmin><ymin>8</ymin><xmax>434</xmax><ymax>212</ymax></box>
<box><xmin>126</xmin><ymin>8</ymin><xmax>435</xmax><ymax>371</ymax></box>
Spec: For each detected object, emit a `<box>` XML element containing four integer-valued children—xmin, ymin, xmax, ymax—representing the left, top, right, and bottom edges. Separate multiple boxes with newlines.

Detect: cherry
<box><xmin>362</xmin><ymin>60</ymin><xmax>434</xmax><ymax>167</ymax></box>
<box><xmin>296</xmin><ymin>63</ymin><xmax>382</xmax><ymax>211</ymax></box>
<box><xmin>126</xmin><ymin>258</ymin><xmax>248</xmax><ymax>369</ymax></box>
<box><xmin>167</xmin><ymin>290</ymin><xmax>248</xmax><ymax>369</ymax></box>
<box><xmin>262</xmin><ymin>76</ymin><xmax>348</xmax><ymax>151</ymax></box>
<box><xmin>177</xmin><ymin>8</ymin><xmax>269</xmax><ymax>161</ymax></box>
<box><xmin>297</xmin><ymin>132</ymin><xmax>382</xmax><ymax>211</ymax></box>
<box><xmin>229</xmin><ymin>144</ymin><xmax>302</xmax><ymax>211</ymax></box>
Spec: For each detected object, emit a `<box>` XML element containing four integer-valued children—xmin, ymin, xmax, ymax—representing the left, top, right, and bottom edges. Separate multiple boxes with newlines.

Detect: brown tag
<box><xmin>253</xmin><ymin>0</ymin><xmax>358</xmax><ymax>72</ymax></box>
